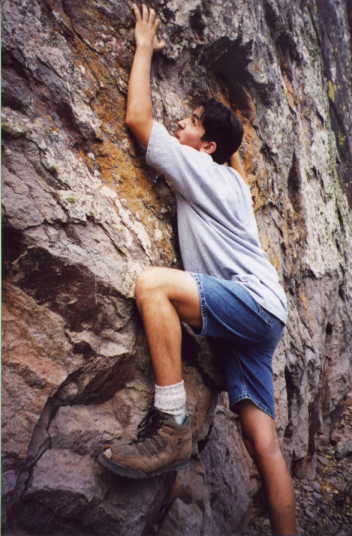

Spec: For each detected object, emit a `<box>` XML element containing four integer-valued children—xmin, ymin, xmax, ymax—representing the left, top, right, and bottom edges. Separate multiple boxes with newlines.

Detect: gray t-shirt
<box><xmin>146</xmin><ymin>121</ymin><xmax>288</xmax><ymax>324</ymax></box>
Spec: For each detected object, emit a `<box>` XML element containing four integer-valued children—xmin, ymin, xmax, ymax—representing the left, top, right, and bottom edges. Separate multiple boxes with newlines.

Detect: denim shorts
<box><xmin>189</xmin><ymin>272</ymin><xmax>285</xmax><ymax>419</ymax></box>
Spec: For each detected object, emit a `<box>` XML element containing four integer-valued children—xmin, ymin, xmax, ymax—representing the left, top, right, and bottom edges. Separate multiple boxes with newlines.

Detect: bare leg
<box><xmin>135</xmin><ymin>267</ymin><xmax>202</xmax><ymax>386</ymax></box>
<box><xmin>97</xmin><ymin>267</ymin><xmax>200</xmax><ymax>476</ymax></box>
<box><xmin>238</xmin><ymin>400</ymin><xmax>297</xmax><ymax>535</ymax></box>
<box><xmin>135</xmin><ymin>267</ymin><xmax>297</xmax><ymax>534</ymax></box>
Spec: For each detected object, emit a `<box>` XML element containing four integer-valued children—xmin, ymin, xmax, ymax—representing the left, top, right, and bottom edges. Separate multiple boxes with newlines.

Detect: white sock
<box><xmin>154</xmin><ymin>380</ymin><xmax>187</xmax><ymax>424</ymax></box>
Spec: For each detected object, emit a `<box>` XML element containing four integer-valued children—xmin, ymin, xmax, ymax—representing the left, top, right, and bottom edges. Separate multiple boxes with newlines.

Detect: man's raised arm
<box><xmin>125</xmin><ymin>3</ymin><xmax>165</xmax><ymax>148</ymax></box>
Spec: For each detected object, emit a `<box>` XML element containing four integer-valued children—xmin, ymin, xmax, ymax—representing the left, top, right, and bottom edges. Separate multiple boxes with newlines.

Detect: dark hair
<box><xmin>199</xmin><ymin>98</ymin><xmax>243</xmax><ymax>164</ymax></box>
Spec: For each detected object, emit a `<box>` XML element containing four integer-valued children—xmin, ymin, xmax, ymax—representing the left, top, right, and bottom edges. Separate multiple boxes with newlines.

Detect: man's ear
<box><xmin>200</xmin><ymin>140</ymin><xmax>217</xmax><ymax>155</ymax></box>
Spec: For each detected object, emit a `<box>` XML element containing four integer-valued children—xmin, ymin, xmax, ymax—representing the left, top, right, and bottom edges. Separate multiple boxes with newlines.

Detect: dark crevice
<box><xmin>6</xmin><ymin>351</ymin><xmax>137</xmax><ymax>528</ymax></box>
<box><xmin>189</xmin><ymin>6</ymin><xmax>206</xmax><ymax>40</ymax></box>
<box><xmin>276</xmin><ymin>33</ymin><xmax>299</xmax><ymax>79</ymax></box>
<box><xmin>263</xmin><ymin>0</ymin><xmax>283</xmax><ymax>35</ymax></box>
<box><xmin>284</xmin><ymin>365</ymin><xmax>295</xmax><ymax>439</ymax></box>
<box><xmin>199</xmin><ymin>36</ymin><xmax>266</xmax><ymax>110</ymax></box>
<box><xmin>2</xmin><ymin>49</ymin><xmax>31</xmax><ymax>84</ymax></box>
<box><xmin>140</xmin><ymin>472</ymin><xmax>178</xmax><ymax>536</ymax></box>
<box><xmin>61</xmin><ymin>0</ymin><xmax>113</xmax><ymax>57</ymax></box>
<box><xmin>40</xmin><ymin>0</ymin><xmax>76</xmax><ymax>40</ymax></box>
<box><xmin>287</xmin><ymin>152</ymin><xmax>302</xmax><ymax>212</ymax></box>
<box><xmin>325</xmin><ymin>322</ymin><xmax>333</xmax><ymax>336</ymax></box>
<box><xmin>53</xmin><ymin>100</ymin><xmax>100</xmax><ymax>148</ymax></box>
<box><xmin>55</xmin><ymin>99</ymin><xmax>80</xmax><ymax>135</ymax></box>
<box><xmin>315</xmin><ymin>0</ymin><xmax>352</xmax><ymax>207</ymax></box>
<box><xmin>336</xmin><ymin>204</ymin><xmax>345</xmax><ymax>233</ymax></box>
<box><xmin>12</xmin><ymin>495</ymin><xmax>96</xmax><ymax>536</ymax></box>
<box><xmin>260</xmin><ymin>143</ymin><xmax>279</xmax><ymax>173</ymax></box>
<box><xmin>72</xmin><ymin>341</ymin><xmax>96</xmax><ymax>359</ymax></box>
<box><xmin>5</xmin><ymin>237</ymin><xmax>134</xmax><ymax>332</ymax></box>
<box><xmin>6</xmin><ymin>399</ymin><xmax>58</xmax><ymax>527</ymax></box>
<box><xmin>307</xmin><ymin>394</ymin><xmax>321</xmax><ymax>457</ymax></box>
<box><xmin>338</xmin><ymin>282</ymin><xmax>345</xmax><ymax>301</ymax></box>
<box><xmin>263</xmin><ymin>0</ymin><xmax>301</xmax><ymax>68</ymax></box>
<box><xmin>1</xmin><ymin>54</ymin><xmax>37</xmax><ymax>139</ymax></box>
<box><xmin>197</xmin><ymin>421</ymin><xmax>215</xmax><ymax>453</ymax></box>
<box><xmin>2</xmin><ymin>225</ymin><xmax>27</xmax><ymax>276</ymax></box>
<box><xmin>181</xmin><ymin>325</ymin><xmax>225</xmax><ymax>393</ymax></box>
<box><xmin>2</xmin><ymin>69</ymin><xmax>32</xmax><ymax>113</ymax></box>
<box><xmin>8</xmin><ymin>137</ymin><xmax>70</xmax><ymax>191</ymax></box>
<box><xmin>58</xmin><ymin>354</ymin><xmax>136</xmax><ymax>406</ymax></box>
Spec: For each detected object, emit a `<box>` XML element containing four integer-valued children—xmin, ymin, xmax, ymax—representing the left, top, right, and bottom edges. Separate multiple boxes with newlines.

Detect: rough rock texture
<box><xmin>243</xmin><ymin>396</ymin><xmax>352</xmax><ymax>535</ymax></box>
<box><xmin>2</xmin><ymin>0</ymin><xmax>352</xmax><ymax>534</ymax></box>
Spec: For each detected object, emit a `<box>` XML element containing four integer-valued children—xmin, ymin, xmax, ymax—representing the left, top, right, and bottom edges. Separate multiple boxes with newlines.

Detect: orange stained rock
<box><xmin>91</xmin><ymin>140</ymin><xmax>155</xmax><ymax>203</ymax></box>
<box><xmin>240</xmin><ymin>119</ymin><xmax>269</xmax><ymax>211</ymax></box>
<box><xmin>297</xmin><ymin>289</ymin><xmax>316</xmax><ymax>330</ymax></box>
<box><xmin>73</xmin><ymin>38</ymin><xmax>117</xmax><ymax>89</ymax></box>
<box><xmin>260</xmin><ymin>234</ymin><xmax>282</xmax><ymax>272</ymax></box>
<box><xmin>282</xmin><ymin>73</ymin><xmax>298</xmax><ymax>110</ymax></box>
<box><xmin>3</xmin><ymin>284</ymin><xmax>70</xmax><ymax>384</ymax></box>
<box><xmin>72</xmin><ymin>45</ymin><xmax>128</xmax><ymax>140</ymax></box>
<box><xmin>80</xmin><ymin>140</ymin><xmax>175</xmax><ymax>263</ymax></box>
<box><xmin>93</xmin><ymin>89</ymin><xmax>127</xmax><ymax>139</ymax></box>
<box><xmin>60</xmin><ymin>16</ymin><xmax>176</xmax><ymax>264</ymax></box>
<box><xmin>222</xmin><ymin>93</ymin><xmax>286</xmax><ymax>266</ymax></box>
<box><xmin>205</xmin><ymin>92</ymin><xmax>267</xmax><ymax>211</ymax></box>
<box><xmin>3</xmin><ymin>282</ymin><xmax>74</xmax><ymax>458</ymax></box>
<box><xmin>298</xmin><ymin>291</ymin><xmax>309</xmax><ymax>312</ymax></box>
<box><xmin>221</xmin><ymin>88</ymin><xmax>271</xmax><ymax>211</ymax></box>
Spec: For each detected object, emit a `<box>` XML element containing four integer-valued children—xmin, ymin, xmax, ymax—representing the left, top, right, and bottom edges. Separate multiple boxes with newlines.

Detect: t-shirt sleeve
<box><xmin>145</xmin><ymin>120</ymin><xmax>221</xmax><ymax>203</ymax></box>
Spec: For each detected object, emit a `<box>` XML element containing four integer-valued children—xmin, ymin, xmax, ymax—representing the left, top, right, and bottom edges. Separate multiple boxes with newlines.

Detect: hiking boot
<box><xmin>97</xmin><ymin>407</ymin><xmax>192</xmax><ymax>479</ymax></box>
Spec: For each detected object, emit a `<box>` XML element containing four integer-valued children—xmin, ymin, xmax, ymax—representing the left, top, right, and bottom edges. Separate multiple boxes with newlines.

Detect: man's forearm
<box><xmin>126</xmin><ymin>45</ymin><xmax>153</xmax><ymax>124</ymax></box>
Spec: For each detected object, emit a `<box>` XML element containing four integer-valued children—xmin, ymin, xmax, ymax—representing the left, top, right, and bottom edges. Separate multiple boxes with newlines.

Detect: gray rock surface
<box><xmin>2</xmin><ymin>0</ymin><xmax>352</xmax><ymax>534</ymax></box>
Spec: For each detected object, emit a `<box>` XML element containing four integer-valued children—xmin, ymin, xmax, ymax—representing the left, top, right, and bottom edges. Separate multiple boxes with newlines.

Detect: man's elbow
<box><xmin>125</xmin><ymin>113</ymin><xmax>150</xmax><ymax>127</ymax></box>
<box><xmin>125</xmin><ymin>114</ymin><xmax>136</xmax><ymax>127</ymax></box>
<box><xmin>124</xmin><ymin>116</ymin><xmax>153</xmax><ymax>148</ymax></box>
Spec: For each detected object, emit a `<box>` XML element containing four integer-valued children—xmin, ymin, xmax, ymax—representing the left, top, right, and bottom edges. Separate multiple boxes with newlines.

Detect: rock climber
<box><xmin>98</xmin><ymin>4</ymin><xmax>298</xmax><ymax>536</ymax></box>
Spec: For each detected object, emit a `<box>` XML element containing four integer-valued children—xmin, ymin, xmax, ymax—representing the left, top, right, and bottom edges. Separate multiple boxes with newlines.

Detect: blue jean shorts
<box><xmin>189</xmin><ymin>272</ymin><xmax>285</xmax><ymax>419</ymax></box>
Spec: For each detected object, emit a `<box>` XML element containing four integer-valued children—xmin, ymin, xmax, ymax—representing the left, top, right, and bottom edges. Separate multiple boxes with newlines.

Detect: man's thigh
<box><xmin>135</xmin><ymin>267</ymin><xmax>202</xmax><ymax>329</ymax></box>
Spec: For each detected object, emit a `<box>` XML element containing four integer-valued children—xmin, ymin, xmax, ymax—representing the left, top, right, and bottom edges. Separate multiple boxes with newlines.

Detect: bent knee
<box><xmin>135</xmin><ymin>267</ymin><xmax>163</xmax><ymax>304</ymax></box>
<box><xmin>244</xmin><ymin>429</ymin><xmax>281</xmax><ymax>460</ymax></box>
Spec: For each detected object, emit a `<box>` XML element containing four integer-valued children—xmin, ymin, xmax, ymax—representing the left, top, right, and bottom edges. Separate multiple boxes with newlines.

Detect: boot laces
<box><xmin>135</xmin><ymin>407</ymin><xmax>168</xmax><ymax>442</ymax></box>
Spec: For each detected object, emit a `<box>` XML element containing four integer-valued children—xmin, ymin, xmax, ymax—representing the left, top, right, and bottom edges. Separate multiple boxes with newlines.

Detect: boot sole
<box><xmin>97</xmin><ymin>452</ymin><xmax>191</xmax><ymax>479</ymax></box>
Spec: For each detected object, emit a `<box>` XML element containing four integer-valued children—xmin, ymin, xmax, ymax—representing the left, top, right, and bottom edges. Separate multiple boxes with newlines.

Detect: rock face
<box><xmin>2</xmin><ymin>0</ymin><xmax>352</xmax><ymax>534</ymax></box>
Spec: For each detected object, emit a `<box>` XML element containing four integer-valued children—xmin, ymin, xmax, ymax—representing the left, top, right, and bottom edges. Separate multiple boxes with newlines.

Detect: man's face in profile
<box><xmin>174</xmin><ymin>106</ymin><xmax>206</xmax><ymax>150</ymax></box>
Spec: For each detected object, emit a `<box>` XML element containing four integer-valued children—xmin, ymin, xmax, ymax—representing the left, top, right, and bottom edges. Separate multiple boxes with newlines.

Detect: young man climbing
<box><xmin>98</xmin><ymin>4</ymin><xmax>298</xmax><ymax>536</ymax></box>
